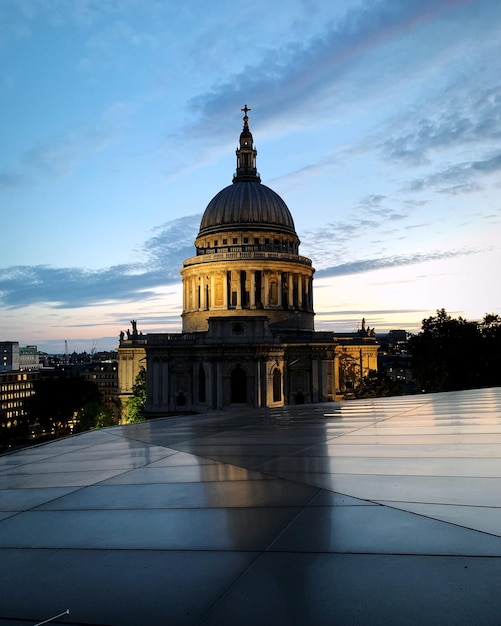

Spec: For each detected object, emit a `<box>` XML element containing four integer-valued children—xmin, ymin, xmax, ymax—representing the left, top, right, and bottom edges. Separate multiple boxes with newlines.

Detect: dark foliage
<box><xmin>124</xmin><ymin>368</ymin><xmax>146</xmax><ymax>422</ymax></box>
<box><xmin>408</xmin><ymin>309</ymin><xmax>501</xmax><ymax>392</ymax></box>
<box><xmin>350</xmin><ymin>370</ymin><xmax>405</xmax><ymax>399</ymax></box>
<box><xmin>24</xmin><ymin>376</ymin><xmax>102</xmax><ymax>431</ymax></box>
<box><xmin>73</xmin><ymin>401</ymin><xmax>115</xmax><ymax>433</ymax></box>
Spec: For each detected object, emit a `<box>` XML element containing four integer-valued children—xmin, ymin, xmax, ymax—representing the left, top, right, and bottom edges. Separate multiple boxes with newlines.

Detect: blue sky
<box><xmin>1</xmin><ymin>0</ymin><xmax>500</xmax><ymax>353</ymax></box>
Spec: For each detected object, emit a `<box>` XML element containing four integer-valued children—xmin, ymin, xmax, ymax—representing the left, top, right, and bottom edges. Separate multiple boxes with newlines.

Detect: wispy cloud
<box><xmin>181</xmin><ymin>0</ymin><xmax>476</xmax><ymax>138</ymax></box>
<box><xmin>300</xmin><ymin>197</ymin><xmax>410</xmax><ymax>267</ymax></box>
<box><xmin>5</xmin><ymin>211</ymin><xmax>474</xmax><ymax>310</ymax></box>
<box><xmin>0</xmin><ymin>102</ymin><xmax>135</xmax><ymax>187</ymax></box>
<box><xmin>382</xmin><ymin>81</ymin><xmax>501</xmax><ymax>164</ymax></box>
<box><xmin>406</xmin><ymin>151</ymin><xmax>501</xmax><ymax>194</ymax></box>
<box><xmin>0</xmin><ymin>214</ymin><xmax>200</xmax><ymax>309</ymax></box>
<box><xmin>315</xmin><ymin>247</ymin><xmax>481</xmax><ymax>278</ymax></box>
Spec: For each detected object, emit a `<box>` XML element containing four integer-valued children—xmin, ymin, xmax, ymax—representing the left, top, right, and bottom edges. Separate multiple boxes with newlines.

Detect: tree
<box><xmin>479</xmin><ymin>313</ymin><xmax>501</xmax><ymax>387</ymax></box>
<box><xmin>24</xmin><ymin>376</ymin><xmax>102</xmax><ymax>434</ymax></box>
<box><xmin>73</xmin><ymin>401</ymin><xmax>115</xmax><ymax>433</ymax></box>
<box><xmin>124</xmin><ymin>368</ymin><xmax>146</xmax><ymax>423</ymax></box>
<box><xmin>408</xmin><ymin>309</ymin><xmax>494</xmax><ymax>392</ymax></box>
<box><xmin>349</xmin><ymin>370</ymin><xmax>405</xmax><ymax>399</ymax></box>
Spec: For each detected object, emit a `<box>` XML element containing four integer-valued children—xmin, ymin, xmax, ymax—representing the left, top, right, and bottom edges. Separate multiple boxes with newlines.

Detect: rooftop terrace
<box><xmin>1</xmin><ymin>387</ymin><xmax>501</xmax><ymax>625</ymax></box>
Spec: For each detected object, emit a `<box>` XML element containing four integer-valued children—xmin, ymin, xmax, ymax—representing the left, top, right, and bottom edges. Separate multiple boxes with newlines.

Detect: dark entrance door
<box><xmin>231</xmin><ymin>366</ymin><xmax>247</xmax><ymax>403</ymax></box>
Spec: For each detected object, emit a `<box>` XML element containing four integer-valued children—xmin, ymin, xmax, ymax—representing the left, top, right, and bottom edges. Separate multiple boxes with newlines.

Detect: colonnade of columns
<box><xmin>182</xmin><ymin>268</ymin><xmax>314</xmax><ymax>313</ymax></box>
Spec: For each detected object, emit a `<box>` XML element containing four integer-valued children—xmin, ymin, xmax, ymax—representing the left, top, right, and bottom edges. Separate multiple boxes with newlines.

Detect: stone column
<box><xmin>223</xmin><ymin>272</ymin><xmax>228</xmax><ymax>309</ymax></box>
<box><xmin>306</xmin><ymin>277</ymin><xmax>313</xmax><ymax>311</ymax></box>
<box><xmin>152</xmin><ymin>358</ymin><xmax>159</xmax><ymax>407</ymax></box>
<box><xmin>288</xmin><ymin>273</ymin><xmax>294</xmax><ymax>307</ymax></box>
<box><xmin>190</xmin><ymin>277</ymin><xmax>195</xmax><ymax>311</ymax></box>
<box><xmin>298</xmin><ymin>274</ymin><xmax>303</xmax><ymax>308</ymax></box>
<box><xmin>216</xmin><ymin>361</ymin><xmax>224</xmax><ymax>408</ymax></box>
<box><xmin>320</xmin><ymin>358</ymin><xmax>328</xmax><ymax>403</ymax></box>
<box><xmin>162</xmin><ymin>359</ymin><xmax>169</xmax><ymax>410</ymax></box>
<box><xmin>250</xmin><ymin>270</ymin><xmax>256</xmax><ymax>309</ymax></box>
<box><xmin>264</xmin><ymin>272</ymin><xmax>270</xmax><ymax>307</ymax></box>
<box><xmin>312</xmin><ymin>357</ymin><xmax>319</xmax><ymax>403</ymax></box>
<box><xmin>236</xmin><ymin>270</ymin><xmax>242</xmax><ymax>309</ymax></box>
<box><xmin>333</xmin><ymin>350</ymin><xmax>339</xmax><ymax>398</ymax></box>
<box><xmin>277</xmin><ymin>273</ymin><xmax>283</xmax><ymax>307</ymax></box>
<box><xmin>200</xmin><ymin>275</ymin><xmax>206</xmax><ymax>310</ymax></box>
<box><xmin>208</xmin><ymin>360</ymin><xmax>215</xmax><ymax>408</ymax></box>
<box><xmin>192</xmin><ymin>362</ymin><xmax>198</xmax><ymax>405</ymax></box>
<box><xmin>255</xmin><ymin>358</ymin><xmax>261</xmax><ymax>406</ymax></box>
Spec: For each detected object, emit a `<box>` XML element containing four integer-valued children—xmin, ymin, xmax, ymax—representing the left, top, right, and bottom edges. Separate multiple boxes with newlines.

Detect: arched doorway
<box><xmin>273</xmin><ymin>368</ymin><xmax>282</xmax><ymax>402</ymax></box>
<box><xmin>231</xmin><ymin>366</ymin><xmax>247</xmax><ymax>403</ymax></box>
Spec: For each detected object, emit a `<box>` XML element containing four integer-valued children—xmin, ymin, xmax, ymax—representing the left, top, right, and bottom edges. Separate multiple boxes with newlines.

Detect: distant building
<box><xmin>384</xmin><ymin>329</ymin><xmax>410</xmax><ymax>353</ymax></box>
<box><xmin>93</xmin><ymin>351</ymin><xmax>118</xmax><ymax>362</ymax></box>
<box><xmin>119</xmin><ymin>109</ymin><xmax>378</xmax><ymax>417</ymax></box>
<box><xmin>378</xmin><ymin>354</ymin><xmax>414</xmax><ymax>392</ymax></box>
<box><xmin>19</xmin><ymin>345</ymin><xmax>40</xmax><ymax>370</ymax></box>
<box><xmin>377</xmin><ymin>329</ymin><xmax>414</xmax><ymax>392</ymax></box>
<box><xmin>0</xmin><ymin>370</ymin><xmax>37</xmax><ymax>434</ymax></box>
<box><xmin>77</xmin><ymin>360</ymin><xmax>120</xmax><ymax>419</ymax></box>
<box><xmin>0</xmin><ymin>342</ymin><xmax>20</xmax><ymax>372</ymax></box>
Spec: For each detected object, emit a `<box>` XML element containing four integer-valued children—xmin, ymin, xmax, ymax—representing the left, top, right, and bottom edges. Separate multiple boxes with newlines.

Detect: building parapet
<box><xmin>183</xmin><ymin>251</ymin><xmax>313</xmax><ymax>267</ymax></box>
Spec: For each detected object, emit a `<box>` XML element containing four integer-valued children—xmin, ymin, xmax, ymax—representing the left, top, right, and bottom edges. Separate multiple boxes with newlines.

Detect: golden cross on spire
<box><xmin>241</xmin><ymin>104</ymin><xmax>251</xmax><ymax>116</ymax></box>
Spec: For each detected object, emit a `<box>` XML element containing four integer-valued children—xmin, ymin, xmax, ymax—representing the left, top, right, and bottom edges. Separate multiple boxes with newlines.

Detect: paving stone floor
<box><xmin>1</xmin><ymin>387</ymin><xmax>501</xmax><ymax>625</ymax></box>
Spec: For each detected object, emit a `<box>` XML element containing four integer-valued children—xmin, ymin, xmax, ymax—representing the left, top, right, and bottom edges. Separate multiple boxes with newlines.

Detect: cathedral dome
<box><xmin>198</xmin><ymin>181</ymin><xmax>296</xmax><ymax>238</ymax></box>
<box><xmin>197</xmin><ymin>105</ymin><xmax>297</xmax><ymax>240</ymax></box>
<box><xmin>182</xmin><ymin>106</ymin><xmax>315</xmax><ymax>335</ymax></box>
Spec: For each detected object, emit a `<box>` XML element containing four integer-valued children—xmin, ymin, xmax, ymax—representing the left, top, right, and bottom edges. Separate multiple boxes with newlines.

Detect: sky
<box><xmin>1</xmin><ymin>0</ymin><xmax>500</xmax><ymax>354</ymax></box>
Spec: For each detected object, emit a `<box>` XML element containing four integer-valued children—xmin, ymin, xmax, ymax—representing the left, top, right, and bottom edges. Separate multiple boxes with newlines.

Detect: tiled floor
<box><xmin>1</xmin><ymin>387</ymin><xmax>501</xmax><ymax>625</ymax></box>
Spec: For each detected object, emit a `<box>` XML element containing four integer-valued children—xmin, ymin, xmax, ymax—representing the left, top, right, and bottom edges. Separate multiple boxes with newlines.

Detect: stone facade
<box><xmin>118</xmin><ymin>108</ymin><xmax>378</xmax><ymax>417</ymax></box>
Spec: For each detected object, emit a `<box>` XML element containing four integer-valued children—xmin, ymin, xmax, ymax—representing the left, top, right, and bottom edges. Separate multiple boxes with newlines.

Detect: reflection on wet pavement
<box><xmin>1</xmin><ymin>387</ymin><xmax>501</xmax><ymax>625</ymax></box>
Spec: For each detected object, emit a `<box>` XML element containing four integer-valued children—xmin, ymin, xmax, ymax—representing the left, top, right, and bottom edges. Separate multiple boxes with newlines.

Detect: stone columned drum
<box><xmin>181</xmin><ymin>110</ymin><xmax>315</xmax><ymax>332</ymax></box>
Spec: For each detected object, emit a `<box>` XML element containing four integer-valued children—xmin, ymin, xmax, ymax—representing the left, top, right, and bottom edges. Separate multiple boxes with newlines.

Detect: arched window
<box><xmin>231</xmin><ymin>366</ymin><xmax>247</xmax><ymax>403</ymax></box>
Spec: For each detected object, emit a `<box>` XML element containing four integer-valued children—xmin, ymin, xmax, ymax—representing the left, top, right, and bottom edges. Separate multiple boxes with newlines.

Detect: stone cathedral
<box><xmin>118</xmin><ymin>108</ymin><xmax>378</xmax><ymax>417</ymax></box>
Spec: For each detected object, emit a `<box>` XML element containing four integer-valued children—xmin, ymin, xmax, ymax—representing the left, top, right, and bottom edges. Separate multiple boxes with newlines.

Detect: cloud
<box><xmin>77</xmin><ymin>18</ymin><xmax>158</xmax><ymax>73</ymax></box>
<box><xmin>299</xmin><ymin>195</ymin><xmax>410</xmax><ymax>268</ymax></box>
<box><xmin>382</xmin><ymin>84</ymin><xmax>501</xmax><ymax>166</ymax></box>
<box><xmin>0</xmin><ymin>169</ymin><xmax>27</xmax><ymax>188</ymax></box>
<box><xmin>0</xmin><ymin>214</ymin><xmax>201</xmax><ymax>309</ymax></box>
<box><xmin>406</xmin><ymin>151</ymin><xmax>501</xmax><ymax>194</ymax></box>
<box><xmin>0</xmin><ymin>102</ymin><xmax>135</xmax><ymax>186</ymax></box>
<box><xmin>5</xmin><ymin>211</ymin><xmax>471</xmax><ymax>311</ymax></box>
<box><xmin>161</xmin><ymin>0</ymin><xmax>500</xmax><ymax>193</ymax></box>
<box><xmin>0</xmin><ymin>264</ymin><xmax>156</xmax><ymax>309</ymax></box>
<box><xmin>316</xmin><ymin>308</ymin><xmax>427</xmax><ymax>317</ymax></box>
<box><xmin>315</xmin><ymin>247</ymin><xmax>481</xmax><ymax>278</ymax></box>
<box><xmin>141</xmin><ymin>214</ymin><xmax>201</xmax><ymax>268</ymax></box>
<box><xmin>180</xmin><ymin>0</ymin><xmax>476</xmax><ymax>139</ymax></box>
<box><xmin>6</xmin><ymin>0</ymin><xmax>124</xmax><ymax>29</ymax></box>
